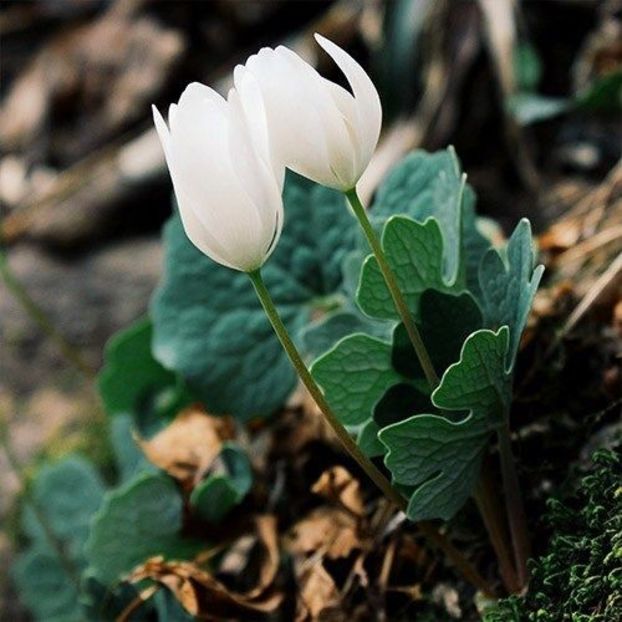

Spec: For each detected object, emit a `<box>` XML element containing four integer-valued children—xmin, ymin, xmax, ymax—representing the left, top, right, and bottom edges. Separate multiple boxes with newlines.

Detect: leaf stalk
<box><xmin>474</xmin><ymin>467</ymin><xmax>521</xmax><ymax>593</ymax></box>
<box><xmin>497</xmin><ymin>422</ymin><xmax>531</xmax><ymax>588</ymax></box>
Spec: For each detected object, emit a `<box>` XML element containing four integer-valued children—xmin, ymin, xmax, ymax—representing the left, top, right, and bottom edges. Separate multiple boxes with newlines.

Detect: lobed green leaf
<box><xmin>85</xmin><ymin>472</ymin><xmax>198</xmax><ymax>584</ymax></box>
<box><xmin>380</xmin><ymin>327</ymin><xmax>511</xmax><ymax>522</ymax></box>
<box><xmin>357</xmin><ymin>217</ymin><xmax>450</xmax><ymax>320</ymax></box>
<box><xmin>479</xmin><ymin>219</ymin><xmax>544</xmax><ymax>367</ymax></box>
<box><xmin>14</xmin><ymin>457</ymin><xmax>106</xmax><ymax>622</ymax></box>
<box><xmin>371</xmin><ymin>147</ymin><xmax>491</xmax><ymax>290</ymax></box>
<box><xmin>312</xmin><ymin>334</ymin><xmax>403</xmax><ymax>427</ymax></box>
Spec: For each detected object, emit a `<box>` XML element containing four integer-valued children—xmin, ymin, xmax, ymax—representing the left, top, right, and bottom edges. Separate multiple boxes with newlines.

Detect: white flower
<box><xmin>234</xmin><ymin>33</ymin><xmax>382</xmax><ymax>192</ymax></box>
<box><xmin>152</xmin><ymin>82</ymin><xmax>284</xmax><ymax>272</ymax></box>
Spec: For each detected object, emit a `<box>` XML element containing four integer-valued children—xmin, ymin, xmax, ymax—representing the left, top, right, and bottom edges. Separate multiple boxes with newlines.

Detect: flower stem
<box><xmin>344</xmin><ymin>188</ymin><xmax>439</xmax><ymax>389</ymax></box>
<box><xmin>247</xmin><ymin>268</ymin><xmax>493</xmax><ymax>597</ymax></box>
<box><xmin>498</xmin><ymin>423</ymin><xmax>530</xmax><ymax>588</ymax></box>
<box><xmin>248</xmin><ymin>268</ymin><xmax>404</xmax><ymax>507</ymax></box>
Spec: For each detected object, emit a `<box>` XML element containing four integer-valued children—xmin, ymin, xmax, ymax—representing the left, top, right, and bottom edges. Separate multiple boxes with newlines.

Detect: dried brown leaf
<box><xmin>613</xmin><ymin>299</ymin><xmax>622</xmax><ymax>338</ymax></box>
<box><xmin>311</xmin><ymin>466</ymin><xmax>364</xmax><ymax>517</ymax></box>
<box><xmin>295</xmin><ymin>562</ymin><xmax>341</xmax><ymax>621</ymax></box>
<box><xmin>246</xmin><ymin>514</ymin><xmax>281</xmax><ymax>600</ymax></box>
<box><xmin>137</xmin><ymin>407</ymin><xmax>235</xmax><ymax>489</ymax></box>
<box><xmin>127</xmin><ymin>516</ymin><xmax>282</xmax><ymax>619</ymax></box>
<box><xmin>285</xmin><ymin>506</ymin><xmax>361</xmax><ymax>560</ymax></box>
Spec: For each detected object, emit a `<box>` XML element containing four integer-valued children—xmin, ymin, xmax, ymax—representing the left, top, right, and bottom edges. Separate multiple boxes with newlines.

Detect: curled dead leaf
<box><xmin>285</xmin><ymin>506</ymin><xmax>361</xmax><ymax>561</ymax></box>
<box><xmin>127</xmin><ymin>516</ymin><xmax>281</xmax><ymax>619</ymax></box>
<box><xmin>311</xmin><ymin>466</ymin><xmax>364</xmax><ymax>517</ymax></box>
<box><xmin>137</xmin><ymin>407</ymin><xmax>235</xmax><ymax>489</ymax></box>
<box><xmin>295</xmin><ymin>562</ymin><xmax>341</xmax><ymax>621</ymax></box>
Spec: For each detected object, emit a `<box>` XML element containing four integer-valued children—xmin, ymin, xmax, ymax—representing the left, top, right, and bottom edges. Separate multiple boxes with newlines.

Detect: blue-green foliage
<box><xmin>14</xmin><ymin>313</ymin><xmax>257</xmax><ymax>621</ymax></box>
<box><xmin>190</xmin><ymin>442</ymin><xmax>253</xmax><ymax>523</ymax></box>
<box><xmin>14</xmin><ymin>147</ymin><xmax>543</xmax><ymax>620</ymax></box>
<box><xmin>312</xmin><ymin>148</ymin><xmax>542</xmax><ymax>522</ymax></box>
<box><xmin>151</xmin><ymin>173</ymin><xmax>358</xmax><ymax>420</ymax></box>
<box><xmin>13</xmin><ymin>457</ymin><xmax>105</xmax><ymax>622</ymax></box>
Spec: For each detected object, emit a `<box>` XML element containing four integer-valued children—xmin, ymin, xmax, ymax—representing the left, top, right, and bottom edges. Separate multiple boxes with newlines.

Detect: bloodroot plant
<box><xmin>11</xmin><ymin>34</ymin><xmax>547</xmax><ymax>620</ymax></box>
<box><xmin>150</xmin><ymin>34</ymin><xmax>543</xmax><ymax>598</ymax></box>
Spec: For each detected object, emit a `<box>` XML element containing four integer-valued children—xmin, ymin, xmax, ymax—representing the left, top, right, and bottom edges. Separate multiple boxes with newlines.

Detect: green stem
<box><xmin>474</xmin><ymin>468</ymin><xmax>520</xmax><ymax>593</ymax></box>
<box><xmin>498</xmin><ymin>423</ymin><xmax>530</xmax><ymax>588</ymax></box>
<box><xmin>249</xmin><ymin>268</ymin><xmax>404</xmax><ymax>507</ymax></box>
<box><xmin>344</xmin><ymin>188</ymin><xmax>439</xmax><ymax>389</ymax></box>
<box><xmin>0</xmin><ymin>408</ymin><xmax>82</xmax><ymax>588</ymax></box>
<box><xmin>247</xmin><ymin>268</ymin><xmax>494</xmax><ymax>597</ymax></box>
<box><xmin>0</xmin><ymin>246</ymin><xmax>95</xmax><ymax>379</ymax></box>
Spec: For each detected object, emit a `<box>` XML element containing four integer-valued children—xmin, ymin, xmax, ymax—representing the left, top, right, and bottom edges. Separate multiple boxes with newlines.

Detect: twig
<box><xmin>0</xmin><ymin>246</ymin><xmax>96</xmax><ymax>378</ymax></box>
<box><xmin>554</xmin><ymin>225</ymin><xmax>622</xmax><ymax>272</ymax></box>
<box><xmin>560</xmin><ymin>250</ymin><xmax>622</xmax><ymax>338</ymax></box>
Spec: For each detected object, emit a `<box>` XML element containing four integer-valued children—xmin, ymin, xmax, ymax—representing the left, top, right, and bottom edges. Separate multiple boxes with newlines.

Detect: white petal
<box><xmin>227</xmin><ymin>88</ymin><xmax>283</xmax><ymax>253</ymax></box>
<box><xmin>175</xmin><ymin>187</ymin><xmax>240</xmax><ymax>270</ymax></box>
<box><xmin>152</xmin><ymin>105</ymin><xmax>172</xmax><ymax>162</ymax></box>
<box><xmin>153</xmin><ymin>80</ymin><xmax>284</xmax><ymax>272</ymax></box>
<box><xmin>274</xmin><ymin>46</ymin><xmax>355</xmax><ymax>188</ymax></box>
<box><xmin>233</xmin><ymin>65</ymin><xmax>284</xmax><ymax>188</ymax></box>
<box><xmin>314</xmin><ymin>33</ymin><xmax>382</xmax><ymax>181</ymax></box>
<box><xmin>243</xmin><ymin>47</ymin><xmax>339</xmax><ymax>187</ymax></box>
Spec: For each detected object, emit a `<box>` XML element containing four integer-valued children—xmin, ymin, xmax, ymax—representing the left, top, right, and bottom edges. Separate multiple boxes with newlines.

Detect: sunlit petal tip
<box><xmin>313</xmin><ymin>32</ymin><xmax>342</xmax><ymax>57</ymax></box>
<box><xmin>151</xmin><ymin>103</ymin><xmax>163</xmax><ymax>123</ymax></box>
<box><xmin>313</xmin><ymin>32</ymin><xmax>327</xmax><ymax>45</ymax></box>
<box><xmin>152</xmin><ymin>105</ymin><xmax>169</xmax><ymax>139</ymax></box>
<box><xmin>233</xmin><ymin>64</ymin><xmax>246</xmax><ymax>84</ymax></box>
<box><xmin>257</xmin><ymin>47</ymin><xmax>276</xmax><ymax>59</ymax></box>
<box><xmin>274</xmin><ymin>45</ymin><xmax>302</xmax><ymax>65</ymax></box>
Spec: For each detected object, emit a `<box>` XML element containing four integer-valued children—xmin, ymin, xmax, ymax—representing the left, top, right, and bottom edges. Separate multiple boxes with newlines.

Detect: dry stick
<box><xmin>344</xmin><ymin>188</ymin><xmax>440</xmax><ymax>389</ymax></box>
<box><xmin>560</xmin><ymin>250</ymin><xmax>622</xmax><ymax>338</ymax></box>
<box><xmin>554</xmin><ymin>225</ymin><xmax>622</xmax><ymax>274</ymax></box>
<box><xmin>0</xmin><ymin>246</ymin><xmax>96</xmax><ymax>378</ymax></box>
<box><xmin>247</xmin><ymin>269</ymin><xmax>494</xmax><ymax>597</ymax></box>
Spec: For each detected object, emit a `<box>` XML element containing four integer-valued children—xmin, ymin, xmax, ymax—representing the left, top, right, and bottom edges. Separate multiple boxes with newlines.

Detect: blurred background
<box><xmin>1</xmin><ymin>0</ymin><xmax>620</xmax><ymax>618</ymax></box>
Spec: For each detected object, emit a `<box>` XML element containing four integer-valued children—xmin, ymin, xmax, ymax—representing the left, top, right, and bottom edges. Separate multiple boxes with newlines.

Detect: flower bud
<box><xmin>152</xmin><ymin>83</ymin><xmax>284</xmax><ymax>272</ymax></box>
<box><xmin>234</xmin><ymin>34</ymin><xmax>382</xmax><ymax>192</ymax></box>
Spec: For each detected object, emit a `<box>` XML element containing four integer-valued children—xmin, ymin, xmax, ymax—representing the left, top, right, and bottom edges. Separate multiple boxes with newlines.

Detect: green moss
<box><xmin>485</xmin><ymin>447</ymin><xmax>622</xmax><ymax>622</ymax></box>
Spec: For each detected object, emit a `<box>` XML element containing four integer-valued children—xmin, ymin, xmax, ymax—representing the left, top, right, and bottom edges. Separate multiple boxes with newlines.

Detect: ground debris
<box><xmin>126</xmin><ymin>515</ymin><xmax>282</xmax><ymax>620</ymax></box>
